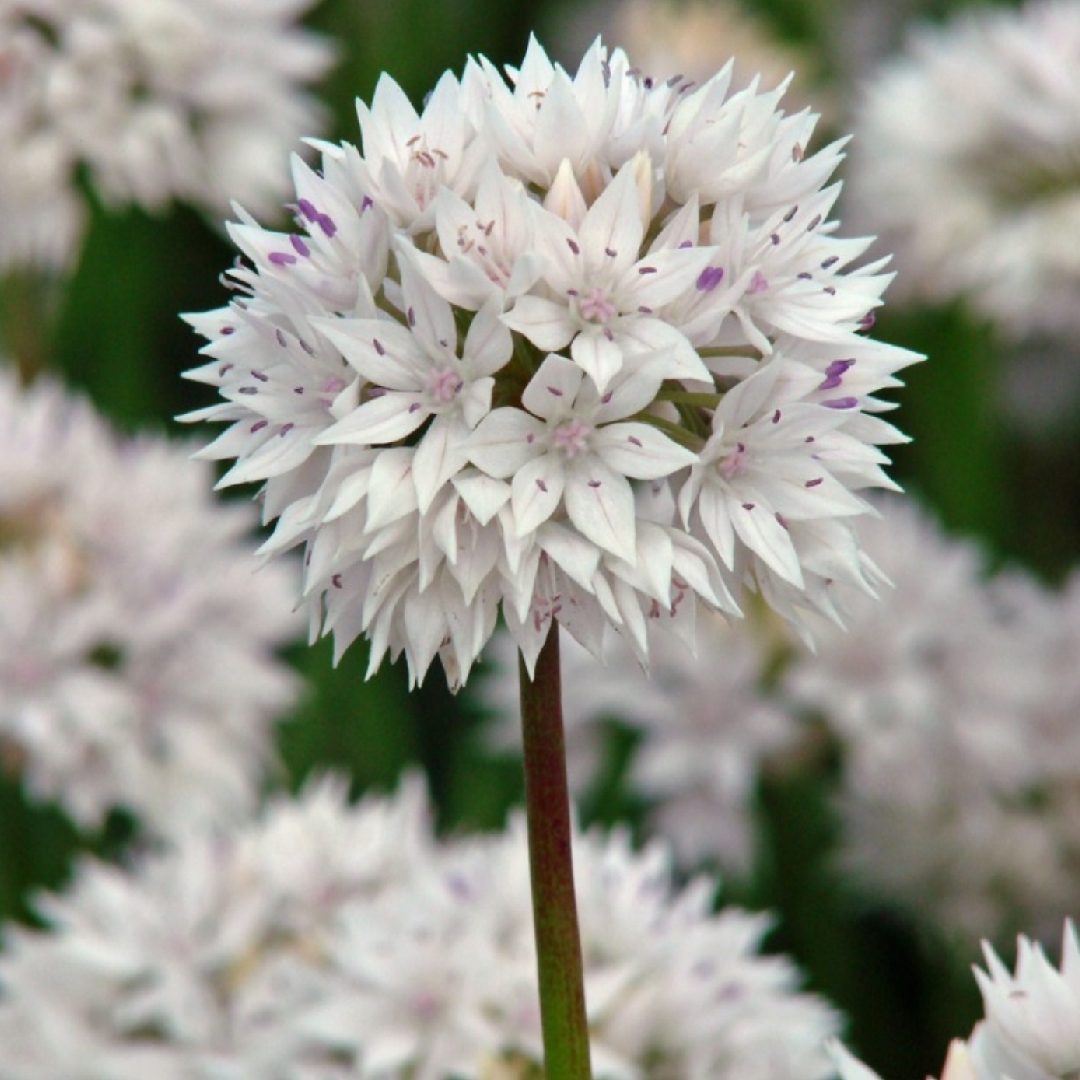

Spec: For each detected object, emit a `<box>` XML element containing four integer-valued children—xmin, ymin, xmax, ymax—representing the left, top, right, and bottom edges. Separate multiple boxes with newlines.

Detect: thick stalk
<box><xmin>518</xmin><ymin>625</ymin><xmax>593</xmax><ymax>1080</ymax></box>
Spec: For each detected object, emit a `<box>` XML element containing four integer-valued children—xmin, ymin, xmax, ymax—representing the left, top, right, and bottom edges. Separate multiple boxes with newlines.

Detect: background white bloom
<box><xmin>185</xmin><ymin>36</ymin><xmax>919</xmax><ymax>689</ymax></box>
<box><xmin>787</xmin><ymin>498</ymin><xmax>1080</xmax><ymax>944</ymax></box>
<box><xmin>0</xmin><ymin>775</ymin><xmax>840</xmax><ymax>1080</ymax></box>
<box><xmin>847</xmin><ymin>0</ymin><xmax>1080</xmax><ymax>340</ymax></box>
<box><xmin>0</xmin><ymin>371</ymin><xmax>301</xmax><ymax>839</ymax></box>
<box><xmin>0</xmin><ymin>0</ymin><xmax>335</xmax><ymax>272</ymax></box>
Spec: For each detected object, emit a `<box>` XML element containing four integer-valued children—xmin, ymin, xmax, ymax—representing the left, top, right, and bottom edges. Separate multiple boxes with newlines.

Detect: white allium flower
<box><xmin>0</xmin><ymin>775</ymin><xmax>841</xmax><ymax>1080</ymax></box>
<box><xmin>0</xmin><ymin>0</ymin><xmax>334</xmax><ymax>272</ymax></box>
<box><xmin>479</xmin><ymin>609</ymin><xmax>799</xmax><ymax>873</ymax></box>
<box><xmin>829</xmin><ymin>1037</ymin><xmax>978</xmax><ymax>1080</ymax></box>
<box><xmin>0</xmin><ymin>370</ymin><xmax>300</xmax><ymax>839</ymax></box>
<box><xmin>970</xmin><ymin>922</ymin><xmax>1080</xmax><ymax>1080</ymax></box>
<box><xmin>847</xmin><ymin>0</ymin><xmax>1080</xmax><ymax>339</ymax></box>
<box><xmin>183</xmin><ymin>35</ymin><xmax>919</xmax><ymax>689</ymax></box>
<box><xmin>785</xmin><ymin>498</ymin><xmax>1080</xmax><ymax>944</ymax></box>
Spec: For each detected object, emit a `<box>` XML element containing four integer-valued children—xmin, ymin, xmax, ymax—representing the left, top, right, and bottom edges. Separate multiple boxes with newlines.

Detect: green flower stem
<box><xmin>518</xmin><ymin>625</ymin><xmax>593</xmax><ymax>1080</ymax></box>
<box><xmin>0</xmin><ymin>270</ymin><xmax>60</xmax><ymax>385</ymax></box>
<box><xmin>633</xmin><ymin>410</ymin><xmax>705</xmax><ymax>450</ymax></box>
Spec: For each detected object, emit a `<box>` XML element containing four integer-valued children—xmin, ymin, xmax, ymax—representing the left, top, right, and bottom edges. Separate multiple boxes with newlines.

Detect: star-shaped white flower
<box><xmin>314</xmin><ymin>254</ymin><xmax>513</xmax><ymax>510</ymax></box>
<box><xmin>503</xmin><ymin>157</ymin><xmax>718</xmax><ymax>391</ymax></box>
<box><xmin>467</xmin><ymin>353</ymin><xmax>696</xmax><ymax>563</ymax></box>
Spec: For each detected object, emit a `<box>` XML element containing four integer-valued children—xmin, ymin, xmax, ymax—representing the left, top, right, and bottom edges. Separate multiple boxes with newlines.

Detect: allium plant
<box><xmin>0</xmin><ymin>776</ymin><xmax>841</xmax><ymax>1080</ymax></box>
<box><xmin>847</xmin><ymin>0</ymin><xmax>1080</xmax><ymax>340</ymax></box>
<box><xmin>183</xmin><ymin>36</ymin><xmax>917</xmax><ymax>1078</ymax></box>
<box><xmin>0</xmin><ymin>0</ymin><xmax>334</xmax><ymax>274</ymax></box>
<box><xmin>0</xmin><ymin>371</ymin><xmax>300</xmax><ymax>840</ymax></box>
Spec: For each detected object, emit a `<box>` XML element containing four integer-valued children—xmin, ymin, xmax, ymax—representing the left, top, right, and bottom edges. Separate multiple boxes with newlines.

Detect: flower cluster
<box><xmin>0</xmin><ymin>0</ymin><xmax>334</xmax><ymax>272</ymax></box>
<box><xmin>0</xmin><ymin>371</ymin><xmax>300</xmax><ymax>838</ymax></box>
<box><xmin>847</xmin><ymin>0</ymin><xmax>1080</xmax><ymax>339</ymax></box>
<box><xmin>0</xmin><ymin>775</ymin><xmax>840</xmax><ymax>1080</ymax></box>
<box><xmin>832</xmin><ymin>920</ymin><xmax>1080</xmax><ymax>1080</ymax></box>
<box><xmin>184</xmin><ymin>36</ymin><xmax>919</xmax><ymax>689</ymax></box>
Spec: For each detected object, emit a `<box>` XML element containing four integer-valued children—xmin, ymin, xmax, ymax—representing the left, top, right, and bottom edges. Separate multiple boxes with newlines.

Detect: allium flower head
<box><xmin>0</xmin><ymin>775</ymin><xmax>840</xmax><ymax>1080</ymax></box>
<box><xmin>848</xmin><ymin>0</ymin><xmax>1080</xmax><ymax>339</ymax></box>
<box><xmin>0</xmin><ymin>0</ymin><xmax>334</xmax><ymax>271</ymax></box>
<box><xmin>0</xmin><ymin>370</ymin><xmax>300</xmax><ymax>838</ymax></box>
<box><xmin>184</xmin><ymin>36</ymin><xmax>919</xmax><ymax>689</ymax></box>
<box><xmin>786</xmin><ymin>498</ymin><xmax>1080</xmax><ymax>944</ymax></box>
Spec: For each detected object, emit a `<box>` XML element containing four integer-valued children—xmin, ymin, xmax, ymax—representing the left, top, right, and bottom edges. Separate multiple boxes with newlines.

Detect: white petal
<box><xmin>364</xmin><ymin>448</ymin><xmax>418</xmax><ymax>531</ymax></box>
<box><xmin>536</xmin><ymin>521</ymin><xmax>600</xmax><ymax>591</ymax></box>
<box><xmin>571</xmin><ymin>330</ymin><xmax>624</xmax><ymax>393</ymax></box>
<box><xmin>397</xmin><ymin>250</ymin><xmax>458</xmax><ymax>352</ymax></box>
<box><xmin>314</xmin><ymin>319</ymin><xmax>422</xmax><ymax>388</ymax></box>
<box><xmin>452</xmin><ymin>470</ymin><xmax>511</xmax><ymax>524</ymax></box>
<box><xmin>522</xmin><ymin>354</ymin><xmax>585</xmax><ymax>419</ymax></box>
<box><xmin>511</xmin><ymin>455</ymin><xmax>566</xmax><ymax>536</ymax></box>
<box><xmin>464</xmin><ymin>299</ymin><xmax>514</xmax><ymax>376</ymax></box>
<box><xmin>565</xmin><ymin>459</ymin><xmax>637</xmax><ymax>562</ymax></box>
<box><xmin>502</xmin><ymin>296</ymin><xmax>576</xmax><ymax>352</ymax></box>
<box><xmin>318</xmin><ymin>393</ymin><xmax>428</xmax><ymax>446</ymax></box>
<box><xmin>580</xmin><ymin>162</ymin><xmax>644</xmax><ymax>278</ymax></box>
<box><xmin>732</xmin><ymin>499</ymin><xmax>803</xmax><ymax>586</ymax></box>
<box><xmin>413</xmin><ymin>413</ymin><xmax>468</xmax><ymax>511</ymax></box>
<box><xmin>468</xmin><ymin>408</ymin><xmax>545</xmax><ymax>477</ymax></box>
<box><xmin>592</xmin><ymin>422</ymin><xmax>696</xmax><ymax>479</ymax></box>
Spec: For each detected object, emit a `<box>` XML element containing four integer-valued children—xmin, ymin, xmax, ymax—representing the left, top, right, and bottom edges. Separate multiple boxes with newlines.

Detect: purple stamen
<box><xmin>821</xmin><ymin>396</ymin><xmax>858</xmax><ymax>410</ymax></box>
<box><xmin>268</xmin><ymin>251</ymin><xmax>297</xmax><ymax>267</ymax></box>
<box><xmin>252</xmin><ymin>369</ymin><xmax>270</xmax><ymax>381</ymax></box>
<box><xmin>290</xmin><ymin>235</ymin><xmax>311</xmax><ymax>257</ymax></box>
<box><xmin>567</xmin><ymin>239</ymin><xmax>580</xmax><ymax>254</ymax></box>
<box><xmin>588</xmin><ymin>479</ymin><xmax>601</xmax><ymax>488</ymax></box>
<box><xmin>296</xmin><ymin>198</ymin><xmax>318</xmax><ymax>221</ymax></box>
<box><xmin>373</xmin><ymin>338</ymin><xmax>385</xmax><ymax>355</ymax></box>
<box><xmin>250</xmin><ymin>420</ymin><xmax>268</xmax><ymax>432</ymax></box>
<box><xmin>696</xmin><ymin>266</ymin><xmax>725</xmax><ymax>292</ymax></box>
<box><xmin>316</xmin><ymin>213</ymin><xmax>337</xmax><ymax>237</ymax></box>
<box><xmin>742</xmin><ymin>502</ymin><xmax>755</xmax><ymax>511</ymax></box>
<box><xmin>536</xmin><ymin>478</ymin><xmax>548</xmax><ymax>492</ymax></box>
<box><xmin>638</xmin><ymin>265</ymin><xmax>657</xmax><ymax>275</ymax></box>
<box><xmin>361</xmin><ymin>195</ymin><xmax>374</xmax><ymax>212</ymax></box>
<box><xmin>805</xmin><ymin>477</ymin><xmax>823</xmax><ymax>487</ymax></box>
<box><xmin>818</xmin><ymin>358</ymin><xmax>855</xmax><ymax>391</ymax></box>
<box><xmin>628</xmin><ymin>435</ymin><xmax>642</xmax><ymax>447</ymax></box>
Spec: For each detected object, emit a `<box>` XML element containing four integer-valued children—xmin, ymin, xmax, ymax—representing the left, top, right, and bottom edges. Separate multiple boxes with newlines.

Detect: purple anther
<box><xmin>823</xmin><ymin>286</ymin><xmax>836</xmax><ymax>296</ymax></box>
<box><xmin>218</xmin><ymin>362</ymin><xmax>234</xmax><ymax>376</ymax></box>
<box><xmin>600</xmin><ymin>391</ymin><xmax>613</xmax><ymax>404</ymax></box>
<box><xmin>280</xmin><ymin>423</ymin><xmax>295</xmax><ymax>436</ymax></box>
<box><xmin>637</xmin><ymin>305</ymin><xmax>653</xmax><ymax>314</ymax></box>
<box><xmin>290</xmin><ymin>235</ymin><xmax>311</xmax><ymax>257</ymax></box>
<box><xmin>679</xmin><ymin>240</ymin><xmax>693</xmax><ymax>249</ymax></box>
<box><xmin>628</xmin><ymin>435</ymin><xmax>642</xmax><ymax>447</ymax></box>
<box><xmin>776</xmin><ymin>512</ymin><xmax>789</xmax><ymax>529</ymax></box>
<box><xmin>408</xmin><ymin>402</ymin><xmax>422</xmax><ymax>412</ymax></box>
<box><xmin>361</xmin><ymin>195</ymin><xmax>374</xmax><ymax>212</ymax></box>
<box><xmin>547</xmin><ymin>386</ymin><xmax>564</xmax><ymax>396</ymax></box>
<box><xmin>770</xmin><ymin>233</ymin><xmax>780</xmax><ymax>246</ymax></box>
<box><xmin>805</xmin><ymin>477</ymin><xmax>823</xmax><ymax>487</ymax></box>
<box><xmin>238</xmin><ymin>386</ymin><xmax>258</xmax><ymax>395</ymax></box>
<box><xmin>638</xmin><ymin>265</ymin><xmax>657</xmax><ymax>275</ymax></box>
<box><xmin>316</xmin><ymin>213</ymin><xmax>337</xmax><ymax>238</ymax></box>
<box><xmin>220</xmin><ymin>325</ymin><xmax>235</xmax><ymax>335</ymax></box>
<box><xmin>407</xmin><ymin>307</ymin><xmax>416</xmax><ymax>327</ymax></box>
<box><xmin>526</xmin><ymin>433</ymin><xmax>535</xmax><ymax>444</ymax></box>
<box><xmin>588</xmin><ymin>479</ymin><xmax>601</xmax><ymax>488</ymax></box>
<box><xmin>821</xmin><ymin>396</ymin><xmax>858</xmax><ymax>410</ymax></box>
<box><xmin>696</xmin><ymin>266</ymin><xmax>725</xmax><ymax>292</ymax></box>
<box><xmin>783</xmin><ymin>205</ymin><xmax>798</xmax><ymax>223</ymax></box>
<box><xmin>296</xmin><ymin>198</ymin><xmax>319</xmax><ymax>221</ymax></box>
<box><xmin>252</xmin><ymin>369</ymin><xmax>270</xmax><ymax>381</ymax></box>
<box><xmin>293</xmin><ymin>386</ymin><xmax>305</xmax><ymax>394</ymax></box>
<box><xmin>331</xmin><ymin>573</ymin><xmax>343</xmax><ymax>588</ymax></box>
<box><xmin>268</xmin><ymin>251</ymin><xmax>297</xmax><ymax>267</ymax></box>
<box><xmin>858</xmin><ymin>311</ymin><xmax>876</xmax><ymax>330</ymax></box>
<box><xmin>821</xmin><ymin>255</ymin><xmax>838</xmax><ymax>269</ymax></box>
<box><xmin>275</xmin><ymin>328</ymin><xmax>288</xmax><ymax>347</ymax></box>
<box><xmin>604</xmin><ymin>246</ymin><xmax>618</xmax><ymax>257</ymax></box>
<box><xmin>250</xmin><ymin>420</ymin><xmax>268</xmax><ymax>433</ymax></box>
<box><xmin>772</xmin><ymin>409</ymin><xmax>781</xmax><ymax>423</ymax></box>
<box><xmin>818</xmin><ymin>358</ymin><xmax>855</xmax><ymax>391</ymax></box>
<box><xmin>742</xmin><ymin>502</ymin><xmax>755</xmax><ymax>511</ymax></box>
<box><xmin>797</xmin><ymin>272</ymin><xmax>812</xmax><ymax>280</ymax></box>
<box><xmin>536</xmin><ymin>478</ymin><xmax>548</xmax><ymax>492</ymax></box>
<box><xmin>567</xmin><ymin>238</ymin><xmax>580</xmax><ymax>254</ymax></box>
<box><xmin>373</xmin><ymin>338</ymin><xmax>385</xmax><ymax>355</ymax></box>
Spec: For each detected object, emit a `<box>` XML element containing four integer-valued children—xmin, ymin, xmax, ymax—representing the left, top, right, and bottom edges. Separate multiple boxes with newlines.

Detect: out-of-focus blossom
<box><xmin>0</xmin><ymin>370</ymin><xmax>300</xmax><ymax>838</ymax></box>
<box><xmin>830</xmin><ymin>1038</ymin><xmax>978</xmax><ymax>1080</ymax></box>
<box><xmin>0</xmin><ymin>775</ymin><xmax>840</xmax><ymax>1080</ymax></box>
<box><xmin>480</xmin><ymin>609</ymin><xmax>800</xmax><ymax>873</ymax></box>
<box><xmin>551</xmin><ymin>0</ymin><xmax>830</xmax><ymax>120</ymax></box>
<box><xmin>184</xmin><ymin>35</ymin><xmax>918</xmax><ymax>690</ymax></box>
<box><xmin>0</xmin><ymin>0</ymin><xmax>334</xmax><ymax>272</ymax></box>
<box><xmin>787</xmin><ymin>498</ymin><xmax>1080</xmax><ymax>944</ymax></box>
<box><xmin>847</xmin><ymin>0</ymin><xmax>1080</xmax><ymax>340</ymax></box>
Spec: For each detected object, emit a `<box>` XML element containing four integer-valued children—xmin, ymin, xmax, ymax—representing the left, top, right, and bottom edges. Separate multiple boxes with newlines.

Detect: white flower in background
<box><xmin>551</xmin><ymin>0</ymin><xmax>832</xmax><ymax>120</ymax></box>
<box><xmin>785</xmin><ymin>498</ymin><xmax>1080</xmax><ymax>945</ymax></box>
<box><xmin>970</xmin><ymin>922</ymin><xmax>1080</xmax><ymax>1080</ymax></box>
<box><xmin>830</xmin><ymin>921</ymin><xmax>1080</xmax><ymax>1080</ymax></box>
<box><xmin>847</xmin><ymin>0</ymin><xmax>1080</xmax><ymax>340</ymax></box>
<box><xmin>0</xmin><ymin>370</ymin><xmax>300</xmax><ymax>839</ymax></box>
<box><xmin>479</xmin><ymin>609</ymin><xmax>799</xmax><ymax>873</ymax></box>
<box><xmin>184</xmin><ymin>36</ymin><xmax>919</xmax><ymax>689</ymax></box>
<box><xmin>0</xmin><ymin>0</ymin><xmax>334</xmax><ymax>272</ymax></box>
<box><xmin>0</xmin><ymin>775</ymin><xmax>840</xmax><ymax>1080</ymax></box>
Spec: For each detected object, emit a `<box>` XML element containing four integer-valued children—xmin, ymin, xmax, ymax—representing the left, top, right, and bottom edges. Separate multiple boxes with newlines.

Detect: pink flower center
<box><xmin>552</xmin><ymin>418</ymin><xmax>591</xmax><ymax>457</ymax></box>
<box><xmin>428</xmin><ymin>367</ymin><xmax>462</xmax><ymax>403</ymax></box>
<box><xmin>578</xmin><ymin>286</ymin><xmax>616</xmax><ymax>325</ymax></box>
<box><xmin>718</xmin><ymin>441</ymin><xmax>748</xmax><ymax>478</ymax></box>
